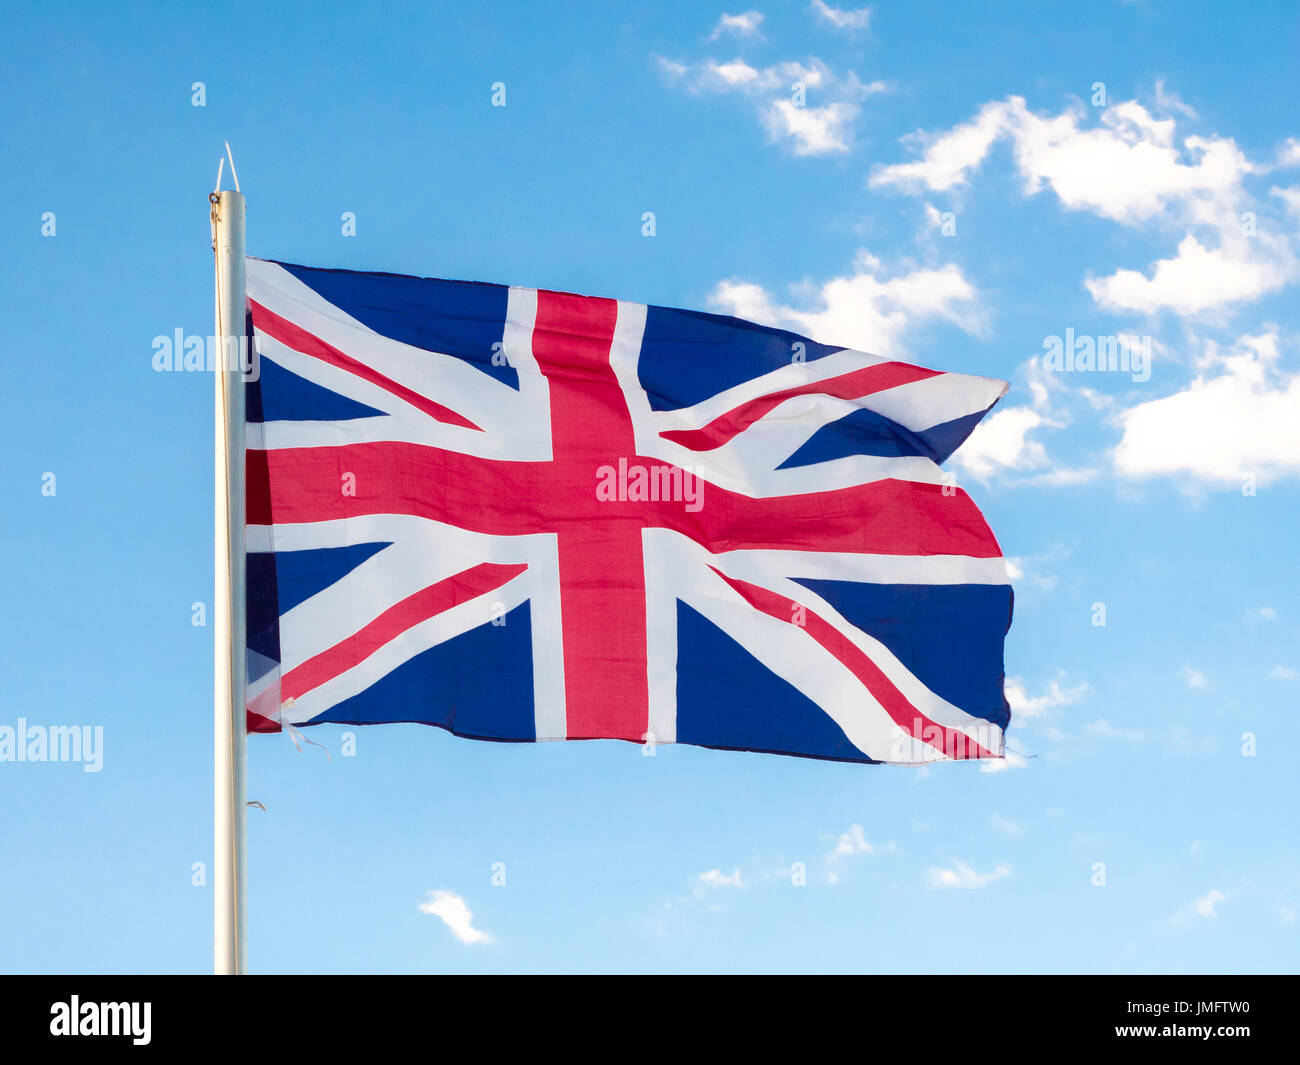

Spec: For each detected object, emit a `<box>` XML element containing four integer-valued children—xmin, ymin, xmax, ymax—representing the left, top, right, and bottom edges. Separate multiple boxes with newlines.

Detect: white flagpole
<box><xmin>211</xmin><ymin>187</ymin><xmax>247</xmax><ymax>975</ymax></box>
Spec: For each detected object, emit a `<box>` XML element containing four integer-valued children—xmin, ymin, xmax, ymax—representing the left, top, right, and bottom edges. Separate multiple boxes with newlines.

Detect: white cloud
<box><xmin>826</xmin><ymin>824</ymin><xmax>894</xmax><ymax>882</ymax></box>
<box><xmin>1173</xmin><ymin>888</ymin><xmax>1227</xmax><ymax>923</ymax></box>
<box><xmin>763</xmin><ymin>99</ymin><xmax>858</xmax><ymax>156</ymax></box>
<box><xmin>1269</xmin><ymin>665</ymin><xmax>1298</xmax><ymax>681</ymax></box>
<box><xmin>709</xmin><ymin>11</ymin><xmax>764</xmax><ymax>40</ymax></box>
<box><xmin>1154</xmin><ymin>79</ymin><xmax>1198</xmax><ymax>121</ymax></box>
<box><xmin>1023</xmin><ymin>101</ymin><xmax>1246</xmax><ymax>224</ymax></box>
<box><xmin>710</xmin><ymin>249</ymin><xmax>983</xmax><ymax>356</ymax></box>
<box><xmin>419</xmin><ymin>890</ymin><xmax>493</xmax><ymax>945</ymax></box>
<box><xmin>656</xmin><ymin>54</ymin><xmax>886</xmax><ymax>156</ymax></box>
<box><xmin>1085</xmin><ymin>234</ymin><xmax>1294</xmax><ymax>316</ymax></box>
<box><xmin>951</xmin><ymin>406</ymin><xmax>1047</xmax><ymax>481</ymax></box>
<box><xmin>1272</xmin><ymin>183</ymin><xmax>1300</xmax><ymax>217</ymax></box>
<box><xmin>811</xmin><ymin>1</ymin><xmax>872</xmax><ymax>31</ymax></box>
<box><xmin>990</xmin><ymin>814</ymin><xmax>1023</xmax><ymax>836</ymax></box>
<box><xmin>948</xmin><ymin>356</ymin><xmax>1096</xmax><ymax>487</ymax></box>
<box><xmin>1005</xmin><ymin>675</ymin><xmax>1090</xmax><ymax>720</ymax></box>
<box><xmin>830</xmin><ymin>823</ymin><xmax>876</xmax><ymax>860</ymax></box>
<box><xmin>871</xmin><ymin>95</ymin><xmax>1252</xmax><ymax>225</ymax></box>
<box><xmin>654</xmin><ymin>55</ymin><xmax>688</xmax><ymax>79</ymax></box>
<box><xmin>980</xmin><ymin>748</ymin><xmax>1027</xmax><ymax>773</ymax></box>
<box><xmin>871</xmin><ymin>99</ymin><xmax>1011</xmax><ymax>193</ymax></box>
<box><xmin>1004</xmin><ymin>544</ymin><xmax>1070</xmax><ymax>591</ymax></box>
<box><xmin>1111</xmin><ymin>332</ymin><xmax>1300</xmax><ymax>486</ymax></box>
<box><xmin>872</xmin><ymin>91</ymin><xmax>1296</xmax><ymax>316</ymax></box>
<box><xmin>927</xmin><ymin>859</ymin><xmax>1011</xmax><ymax>889</ymax></box>
<box><xmin>1023</xmin><ymin>465</ymin><xmax>1100</xmax><ymax>487</ymax></box>
<box><xmin>1180</xmin><ymin>665</ymin><xmax>1209</xmax><ymax>689</ymax></box>
<box><xmin>1084</xmin><ymin>718</ymin><xmax>1147</xmax><ymax>741</ymax></box>
<box><xmin>696</xmin><ymin>867</ymin><xmax>746</xmax><ymax>891</ymax></box>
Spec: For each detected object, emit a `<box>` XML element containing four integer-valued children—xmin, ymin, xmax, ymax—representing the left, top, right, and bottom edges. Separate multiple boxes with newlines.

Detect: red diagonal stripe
<box><xmin>281</xmin><ymin>561</ymin><xmax>526</xmax><ymax>703</ymax></box>
<box><xmin>709</xmin><ymin>568</ymin><xmax>995</xmax><ymax>760</ymax></box>
<box><xmin>247</xmin><ymin>709</ymin><xmax>281</xmax><ymax>734</ymax></box>
<box><xmin>660</xmin><ymin>362</ymin><xmax>940</xmax><ymax>452</ymax></box>
<box><xmin>249</xmin><ymin>298</ymin><xmax>482</xmax><ymax>431</ymax></box>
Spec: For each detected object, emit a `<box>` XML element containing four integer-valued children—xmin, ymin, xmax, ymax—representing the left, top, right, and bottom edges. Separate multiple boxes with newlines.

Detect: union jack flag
<box><xmin>244</xmin><ymin>259</ymin><xmax>1013</xmax><ymax>764</ymax></box>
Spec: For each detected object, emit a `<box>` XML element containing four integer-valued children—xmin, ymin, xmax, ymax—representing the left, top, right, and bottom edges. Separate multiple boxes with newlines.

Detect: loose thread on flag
<box><xmin>1002</xmin><ymin>739</ymin><xmax>1036</xmax><ymax>761</ymax></box>
<box><xmin>284</xmin><ymin>721</ymin><xmax>332</xmax><ymax>761</ymax></box>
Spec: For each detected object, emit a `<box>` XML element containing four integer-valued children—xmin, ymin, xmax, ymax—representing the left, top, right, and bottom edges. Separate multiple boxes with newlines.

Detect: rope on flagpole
<box><xmin>225</xmin><ymin>141</ymin><xmax>241</xmax><ymax>193</ymax></box>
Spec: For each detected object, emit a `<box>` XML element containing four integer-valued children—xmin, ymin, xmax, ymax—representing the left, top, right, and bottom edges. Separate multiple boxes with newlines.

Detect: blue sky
<box><xmin>1</xmin><ymin>0</ymin><xmax>1298</xmax><ymax>973</ymax></box>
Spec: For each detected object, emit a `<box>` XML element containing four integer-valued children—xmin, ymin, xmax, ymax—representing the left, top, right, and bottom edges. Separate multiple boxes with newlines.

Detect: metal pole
<box><xmin>212</xmin><ymin>189</ymin><xmax>247</xmax><ymax>975</ymax></box>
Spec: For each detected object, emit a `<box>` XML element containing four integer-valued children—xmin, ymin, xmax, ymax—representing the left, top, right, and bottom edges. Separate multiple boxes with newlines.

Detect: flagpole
<box><xmin>211</xmin><ymin>187</ymin><xmax>247</xmax><ymax>975</ymax></box>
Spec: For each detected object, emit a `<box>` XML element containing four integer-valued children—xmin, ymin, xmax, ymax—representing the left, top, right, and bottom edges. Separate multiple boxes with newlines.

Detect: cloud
<box><xmin>871</xmin><ymin>95</ymin><xmax>1252</xmax><ymax>225</ymax></box>
<box><xmin>948</xmin><ymin>357</ymin><xmax>1096</xmax><ymax>488</ymax></box>
<box><xmin>709</xmin><ymin>11</ymin><xmax>764</xmax><ymax>39</ymax></box>
<box><xmin>811</xmin><ymin>1</ymin><xmax>872</xmax><ymax>31</ymax></box>
<box><xmin>1269</xmin><ymin>665</ymin><xmax>1298</xmax><ymax>681</ymax></box>
<box><xmin>871</xmin><ymin>98</ymin><xmax>1011</xmax><ymax>193</ymax></box>
<box><xmin>1172</xmin><ymin>888</ymin><xmax>1227</xmax><ymax>923</ymax></box>
<box><xmin>763</xmin><ymin>99</ymin><xmax>859</xmax><ymax>156</ymax></box>
<box><xmin>1272</xmin><ymin>183</ymin><xmax>1300</xmax><ymax>218</ymax></box>
<box><xmin>1017</xmin><ymin>465</ymin><xmax>1100</xmax><ymax>487</ymax></box>
<box><xmin>1005</xmin><ymin>675</ymin><xmax>1090</xmax><ymax>720</ymax></box>
<box><xmin>696</xmin><ymin>867</ymin><xmax>746</xmax><ymax>891</ymax></box>
<box><xmin>1111</xmin><ymin>332</ymin><xmax>1300</xmax><ymax>487</ymax></box>
<box><xmin>1084</xmin><ymin>718</ymin><xmax>1148</xmax><ymax>741</ymax></box>
<box><xmin>655</xmin><ymin>54</ymin><xmax>887</xmax><ymax>156</ymax></box>
<box><xmin>1004</xmin><ymin>547</ymin><xmax>1072</xmax><ymax>591</ymax></box>
<box><xmin>1180</xmin><ymin>666</ymin><xmax>1209</xmax><ymax>689</ymax></box>
<box><xmin>654</xmin><ymin>55</ymin><xmax>688</xmax><ymax>79</ymax></box>
<box><xmin>1003</xmin><ymin>559</ymin><xmax>1055</xmax><ymax>590</ymax></box>
<box><xmin>419</xmin><ymin>890</ymin><xmax>493</xmax><ymax>945</ymax></box>
<box><xmin>1085</xmin><ymin>234</ymin><xmax>1294</xmax><ymax>316</ymax></box>
<box><xmin>1154</xmin><ymin>79</ymin><xmax>1198</xmax><ymax>121</ymax></box>
<box><xmin>709</xmin><ymin>249</ymin><xmax>983</xmax><ymax>356</ymax></box>
<box><xmin>826</xmin><ymin>824</ymin><xmax>895</xmax><ymax>883</ymax></box>
<box><xmin>872</xmin><ymin>91</ymin><xmax>1296</xmax><ymax>316</ymax></box>
<box><xmin>951</xmin><ymin>406</ymin><xmax>1048</xmax><ymax>481</ymax></box>
<box><xmin>926</xmin><ymin>859</ymin><xmax>1011</xmax><ymax>889</ymax></box>
<box><xmin>1247</xmin><ymin>606</ymin><xmax>1278</xmax><ymax>622</ymax></box>
<box><xmin>830</xmin><ymin>823</ymin><xmax>877</xmax><ymax>860</ymax></box>
<box><xmin>980</xmin><ymin>748</ymin><xmax>1027</xmax><ymax>773</ymax></box>
<box><xmin>990</xmin><ymin>814</ymin><xmax>1023</xmax><ymax>836</ymax></box>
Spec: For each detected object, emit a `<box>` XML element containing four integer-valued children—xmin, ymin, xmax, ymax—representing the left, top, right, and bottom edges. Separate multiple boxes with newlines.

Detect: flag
<box><xmin>244</xmin><ymin>258</ymin><xmax>1012</xmax><ymax>764</ymax></box>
